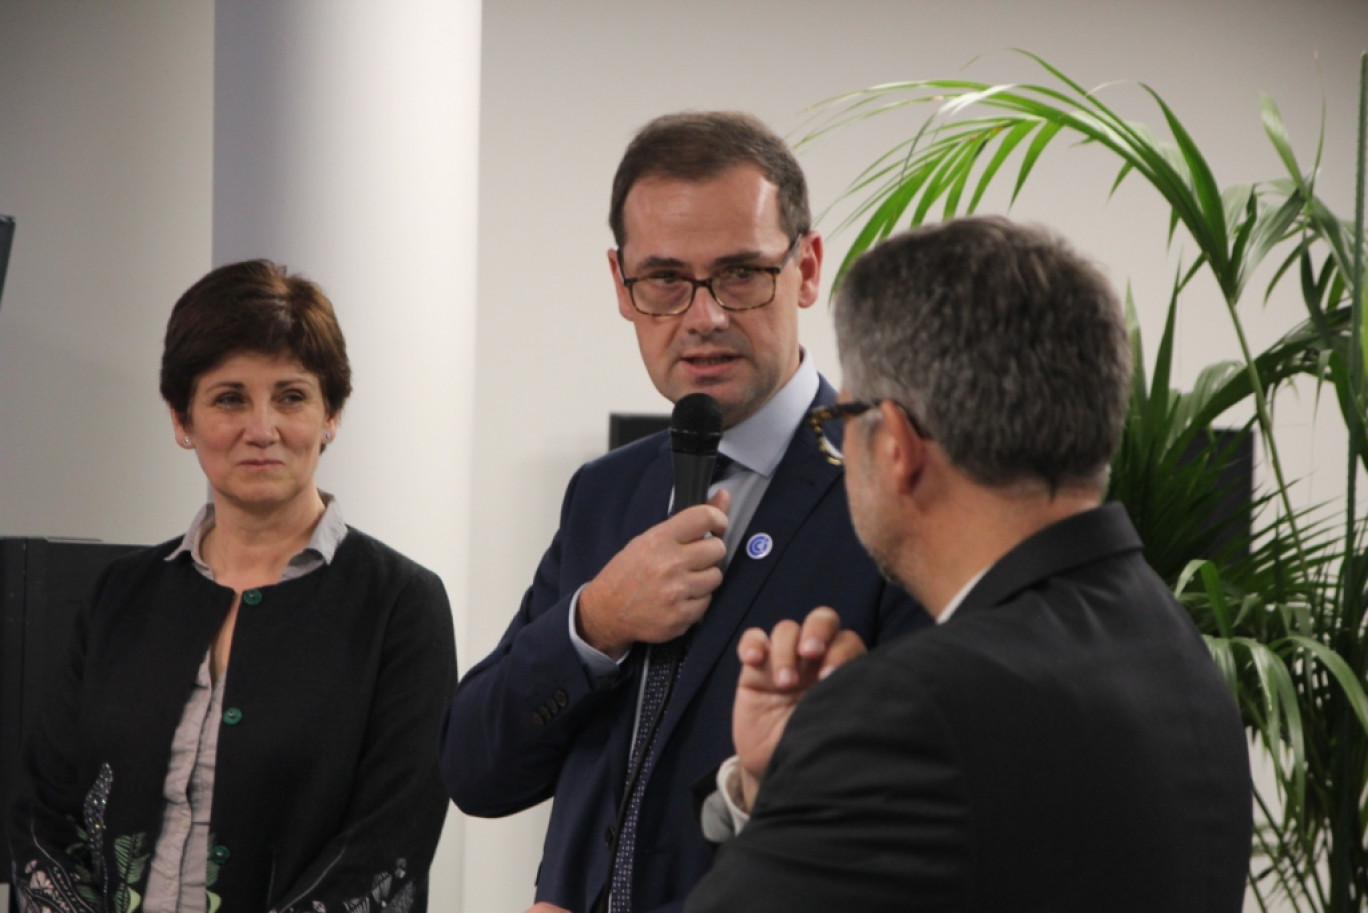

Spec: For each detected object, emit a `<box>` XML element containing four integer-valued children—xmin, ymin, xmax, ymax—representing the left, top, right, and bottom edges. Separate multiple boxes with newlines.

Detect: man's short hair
<box><xmin>834</xmin><ymin>216</ymin><xmax>1131</xmax><ymax>492</ymax></box>
<box><xmin>608</xmin><ymin>111</ymin><xmax>811</xmax><ymax>248</ymax></box>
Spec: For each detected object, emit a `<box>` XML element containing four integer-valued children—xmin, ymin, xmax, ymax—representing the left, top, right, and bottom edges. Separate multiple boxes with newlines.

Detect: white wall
<box><xmin>0</xmin><ymin>0</ymin><xmax>214</xmax><ymax>543</ymax></box>
<box><xmin>2</xmin><ymin>2</ymin><xmax>1366</xmax><ymax>912</ymax></box>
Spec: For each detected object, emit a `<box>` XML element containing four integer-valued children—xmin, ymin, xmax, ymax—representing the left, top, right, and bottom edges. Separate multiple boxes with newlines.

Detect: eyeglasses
<box><xmin>617</xmin><ymin>236</ymin><xmax>801</xmax><ymax>317</ymax></box>
<box><xmin>806</xmin><ymin>399</ymin><xmax>930</xmax><ymax>465</ymax></box>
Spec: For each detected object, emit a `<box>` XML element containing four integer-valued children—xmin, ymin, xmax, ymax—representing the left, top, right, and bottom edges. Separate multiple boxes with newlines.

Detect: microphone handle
<box><xmin>671</xmin><ymin>451</ymin><xmax>717</xmax><ymax>515</ymax></box>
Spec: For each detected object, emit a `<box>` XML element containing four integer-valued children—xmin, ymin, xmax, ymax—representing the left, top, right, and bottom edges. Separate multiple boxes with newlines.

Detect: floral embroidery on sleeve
<box><xmin>278</xmin><ymin>858</ymin><xmax>414</xmax><ymax>913</ymax></box>
<box><xmin>17</xmin><ymin>851</ymin><xmax>98</xmax><ymax>913</ymax></box>
<box><xmin>80</xmin><ymin>763</ymin><xmax>113</xmax><ymax>899</ymax></box>
<box><xmin>19</xmin><ymin>764</ymin><xmax>150</xmax><ymax>913</ymax></box>
<box><xmin>109</xmin><ymin>833</ymin><xmax>150</xmax><ymax>913</ymax></box>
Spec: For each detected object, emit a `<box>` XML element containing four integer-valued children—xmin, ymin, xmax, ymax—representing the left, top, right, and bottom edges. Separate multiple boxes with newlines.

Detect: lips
<box><xmin>679</xmin><ymin>352</ymin><xmax>740</xmax><ymax>383</ymax></box>
<box><xmin>680</xmin><ymin>346</ymin><xmax>742</xmax><ymax>365</ymax></box>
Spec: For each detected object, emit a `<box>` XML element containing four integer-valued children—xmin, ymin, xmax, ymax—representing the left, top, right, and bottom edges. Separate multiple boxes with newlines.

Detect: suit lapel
<box><xmin>624</xmin><ymin>437</ymin><xmax>673</xmax><ymax>535</ymax></box>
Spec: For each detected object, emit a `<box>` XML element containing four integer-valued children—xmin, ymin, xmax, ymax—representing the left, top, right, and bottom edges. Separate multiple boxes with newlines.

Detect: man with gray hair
<box><xmin>687</xmin><ymin>216</ymin><xmax>1253</xmax><ymax>912</ymax></box>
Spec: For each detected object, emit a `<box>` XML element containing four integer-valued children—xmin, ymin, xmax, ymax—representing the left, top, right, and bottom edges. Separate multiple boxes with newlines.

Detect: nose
<box><xmin>244</xmin><ymin>404</ymin><xmax>279</xmax><ymax>445</ymax></box>
<box><xmin>681</xmin><ymin>284</ymin><xmax>729</xmax><ymax>335</ymax></box>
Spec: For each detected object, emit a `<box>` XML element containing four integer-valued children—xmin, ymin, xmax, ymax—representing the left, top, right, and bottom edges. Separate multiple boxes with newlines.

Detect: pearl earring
<box><xmin>324</xmin><ymin>431</ymin><xmax>332</xmax><ymax>443</ymax></box>
<box><xmin>183</xmin><ymin>436</ymin><xmax>192</xmax><ymax>447</ymax></box>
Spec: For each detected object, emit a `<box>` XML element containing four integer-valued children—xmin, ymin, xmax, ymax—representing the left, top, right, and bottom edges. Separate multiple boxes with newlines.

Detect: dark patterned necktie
<box><xmin>608</xmin><ymin>453</ymin><xmax>733</xmax><ymax>913</ymax></box>
<box><xmin>608</xmin><ymin>636</ymin><xmax>685</xmax><ymax>913</ymax></box>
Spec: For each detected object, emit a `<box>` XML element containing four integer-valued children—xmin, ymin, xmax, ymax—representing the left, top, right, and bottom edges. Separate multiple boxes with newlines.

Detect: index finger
<box><xmin>666</xmin><ymin>501</ymin><xmax>730</xmax><ymax>543</ymax></box>
<box><xmin>817</xmin><ymin>630</ymin><xmax>867</xmax><ymax>679</ymax></box>
<box><xmin>796</xmin><ymin>606</ymin><xmax>844</xmax><ymax>660</ymax></box>
<box><xmin>737</xmin><ymin>626</ymin><xmax>771</xmax><ymax>668</ymax></box>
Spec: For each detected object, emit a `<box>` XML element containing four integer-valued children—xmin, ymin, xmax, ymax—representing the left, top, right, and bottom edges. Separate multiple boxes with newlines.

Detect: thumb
<box><xmin>708</xmin><ymin>485</ymin><xmax>732</xmax><ymax>515</ymax></box>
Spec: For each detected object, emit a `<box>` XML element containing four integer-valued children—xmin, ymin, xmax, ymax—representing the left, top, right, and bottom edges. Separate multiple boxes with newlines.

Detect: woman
<box><xmin>8</xmin><ymin>260</ymin><xmax>457</xmax><ymax>913</ymax></box>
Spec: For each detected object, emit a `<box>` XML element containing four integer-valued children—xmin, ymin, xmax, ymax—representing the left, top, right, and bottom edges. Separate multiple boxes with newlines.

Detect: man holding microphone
<box><xmin>440</xmin><ymin>111</ymin><xmax>926</xmax><ymax>913</ymax></box>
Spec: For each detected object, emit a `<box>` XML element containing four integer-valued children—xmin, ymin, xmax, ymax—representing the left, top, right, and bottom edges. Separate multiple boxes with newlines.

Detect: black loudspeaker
<box><xmin>0</xmin><ymin>537</ymin><xmax>143</xmax><ymax>886</ymax></box>
<box><xmin>608</xmin><ymin>412</ymin><xmax>669</xmax><ymax>451</ymax></box>
<box><xmin>0</xmin><ymin>214</ymin><xmax>14</xmax><ymax>310</ymax></box>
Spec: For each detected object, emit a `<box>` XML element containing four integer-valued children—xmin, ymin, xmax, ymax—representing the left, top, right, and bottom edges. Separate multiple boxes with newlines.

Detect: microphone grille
<box><xmin>669</xmin><ymin>393</ymin><xmax>723</xmax><ymax>456</ymax></box>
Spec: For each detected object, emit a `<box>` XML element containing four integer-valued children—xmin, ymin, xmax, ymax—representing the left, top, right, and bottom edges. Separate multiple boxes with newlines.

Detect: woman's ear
<box><xmin>171</xmin><ymin>407</ymin><xmax>194</xmax><ymax>449</ymax></box>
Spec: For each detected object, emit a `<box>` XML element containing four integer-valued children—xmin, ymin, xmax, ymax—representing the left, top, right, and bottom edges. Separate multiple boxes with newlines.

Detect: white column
<box><xmin>213</xmin><ymin>3</ymin><xmax>480</xmax><ymax>910</ymax></box>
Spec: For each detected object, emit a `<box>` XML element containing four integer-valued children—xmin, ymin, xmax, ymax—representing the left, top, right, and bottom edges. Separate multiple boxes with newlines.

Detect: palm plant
<box><xmin>797</xmin><ymin>53</ymin><xmax>1368</xmax><ymax>912</ymax></box>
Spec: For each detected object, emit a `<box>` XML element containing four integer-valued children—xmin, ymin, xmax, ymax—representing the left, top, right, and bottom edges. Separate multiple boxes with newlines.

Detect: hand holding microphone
<box><xmin>577</xmin><ymin>394</ymin><xmax>731</xmax><ymax>658</ymax></box>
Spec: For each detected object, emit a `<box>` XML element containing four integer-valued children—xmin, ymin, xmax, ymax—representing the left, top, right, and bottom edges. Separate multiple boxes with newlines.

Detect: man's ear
<box><xmin>609</xmin><ymin>248</ymin><xmax>636</xmax><ymax>321</ymax></box>
<box><xmin>796</xmin><ymin>232</ymin><xmax>823</xmax><ymax>310</ymax></box>
<box><xmin>880</xmin><ymin>400</ymin><xmax>926</xmax><ymax>497</ymax></box>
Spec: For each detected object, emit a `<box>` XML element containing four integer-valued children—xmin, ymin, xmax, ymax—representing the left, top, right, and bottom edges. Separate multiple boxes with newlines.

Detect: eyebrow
<box><xmin>631</xmin><ymin>248</ymin><xmax>770</xmax><ymax>272</ymax></box>
<box><xmin>203</xmin><ymin>377</ymin><xmax>318</xmax><ymax>392</ymax></box>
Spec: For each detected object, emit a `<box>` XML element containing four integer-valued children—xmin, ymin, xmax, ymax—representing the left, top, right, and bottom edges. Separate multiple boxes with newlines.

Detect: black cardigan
<box><xmin>8</xmin><ymin>528</ymin><xmax>457</xmax><ymax>913</ymax></box>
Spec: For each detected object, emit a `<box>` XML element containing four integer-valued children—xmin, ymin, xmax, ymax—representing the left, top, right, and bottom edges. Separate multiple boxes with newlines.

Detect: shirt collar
<box><xmin>165</xmin><ymin>492</ymin><xmax>348</xmax><ymax>574</ymax></box>
<box><xmin>937</xmin><ymin>564</ymin><xmax>989</xmax><ymax>625</ymax></box>
<box><xmin>718</xmin><ymin>349</ymin><xmax>819</xmax><ymax>478</ymax></box>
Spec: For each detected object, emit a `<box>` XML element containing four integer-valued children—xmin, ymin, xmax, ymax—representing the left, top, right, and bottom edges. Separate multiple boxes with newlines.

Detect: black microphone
<box><xmin>669</xmin><ymin>392</ymin><xmax>723</xmax><ymax>515</ymax></box>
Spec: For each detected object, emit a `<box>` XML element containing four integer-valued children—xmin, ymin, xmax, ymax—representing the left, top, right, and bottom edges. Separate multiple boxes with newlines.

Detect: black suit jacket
<box><xmin>441</xmin><ymin>379</ymin><xmax>928</xmax><ymax>912</ymax></box>
<box><xmin>688</xmin><ymin>504</ymin><xmax>1252</xmax><ymax>913</ymax></box>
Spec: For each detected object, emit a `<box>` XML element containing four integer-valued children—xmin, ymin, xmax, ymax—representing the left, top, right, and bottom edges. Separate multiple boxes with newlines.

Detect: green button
<box><xmin>223</xmin><ymin>707</ymin><xmax>243</xmax><ymax>725</ymax></box>
<box><xmin>209</xmin><ymin>844</ymin><xmax>230</xmax><ymax>864</ymax></box>
<box><xmin>242</xmin><ymin>589</ymin><xmax>262</xmax><ymax>605</ymax></box>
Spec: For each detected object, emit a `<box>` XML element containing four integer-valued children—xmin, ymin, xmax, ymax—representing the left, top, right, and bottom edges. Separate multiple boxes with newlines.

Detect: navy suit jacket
<box><xmin>687</xmin><ymin>504</ymin><xmax>1253</xmax><ymax>913</ymax></box>
<box><xmin>441</xmin><ymin>380</ymin><xmax>927</xmax><ymax>912</ymax></box>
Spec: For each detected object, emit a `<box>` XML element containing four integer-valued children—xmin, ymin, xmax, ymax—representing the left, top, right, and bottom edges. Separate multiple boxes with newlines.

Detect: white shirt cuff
<box><xmin>567</xmin><ymin>584</ymin><xmax>630</xmax><ymax>676</ymax></box>
<box><xmin>717</xmin><ymin>755</ymin><xmax>752</xmax><ymax>832</ymax></box>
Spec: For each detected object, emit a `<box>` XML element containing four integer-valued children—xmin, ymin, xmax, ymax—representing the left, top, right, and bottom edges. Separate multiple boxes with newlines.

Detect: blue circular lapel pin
<box><xmin>745</xmin><ymin>533</ymin><xmax>773</xmax><ymax>560</ymax></box>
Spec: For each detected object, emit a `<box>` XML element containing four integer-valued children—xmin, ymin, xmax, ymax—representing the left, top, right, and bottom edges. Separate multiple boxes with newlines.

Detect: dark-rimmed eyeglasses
<box><xmin>806</xmin><ymin>400</ymin><xmax>930</xmax><ymax>465</ymax></box>
<box><xmin>617</xmin><ymin>236</ymin><xmax>801</xmax><ymax>317</ymax></box>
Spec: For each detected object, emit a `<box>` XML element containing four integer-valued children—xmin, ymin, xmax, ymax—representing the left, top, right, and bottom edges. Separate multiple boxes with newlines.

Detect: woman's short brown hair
<box><xmin>160</xmin><ymin>259</ymin><xmax>352</xmax><ymax>422</ymax></box>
